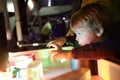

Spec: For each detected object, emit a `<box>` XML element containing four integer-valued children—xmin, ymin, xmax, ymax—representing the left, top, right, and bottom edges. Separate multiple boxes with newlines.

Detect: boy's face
<box><xmin>72</xmin><ymin>23</ymin><xmax>100</xmax><ymax>46</ymax></box>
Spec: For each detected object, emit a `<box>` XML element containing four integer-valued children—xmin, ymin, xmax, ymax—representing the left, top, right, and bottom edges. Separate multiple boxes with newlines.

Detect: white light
<box><xmin>48</xmin><ymin>0</ymin><xmax>52</xmax><ymax>7</ymax></box>
<box><xmin>27</xmin><ymin>0</ymin><xmax>34</xmax><ymax>10</ymax></box>
<box><xmin>60</xmin><ymin>59</ymin><xmax>66</xmax><ymax>63</ymax></box>
<box><xmin>62</xmin><ymin>17</ymin><xmax>66</xmax><ymax>20</ymax></box>
<box><xmin>33</xmin><ymin>43</ymin><xmax>39</xmax><ymax>46</ymax></box>
<box><xmin>7</xmin><ymin>1</ymin><xmax>14</xmax><ymax>12</ymax></box>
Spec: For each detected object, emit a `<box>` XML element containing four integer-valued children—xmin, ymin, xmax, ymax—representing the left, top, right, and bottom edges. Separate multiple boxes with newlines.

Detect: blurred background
<box><xmin>7</xmin><ymin>0</ymin><xmax>82</xmax><ymax>51</ymax></box>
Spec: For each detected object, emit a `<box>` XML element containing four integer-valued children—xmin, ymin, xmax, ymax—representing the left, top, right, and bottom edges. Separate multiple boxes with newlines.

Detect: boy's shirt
<box><xmin>71</xmin><ymin>38</ymin><xmax>120</xmax><ymax>60</ymax></box>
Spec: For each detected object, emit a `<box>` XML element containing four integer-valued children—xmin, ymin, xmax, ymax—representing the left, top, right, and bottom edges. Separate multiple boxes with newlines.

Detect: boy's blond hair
<box><xmin>70</xmin><ymin>3</ymin><xmax>112</xmax><ymax>36</ymax></box>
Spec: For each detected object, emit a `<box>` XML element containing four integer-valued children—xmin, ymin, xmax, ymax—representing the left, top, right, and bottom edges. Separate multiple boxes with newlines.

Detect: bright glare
<box><xmin>97</xmin><ymin>59</ymin><xmax>110</xmax><ymax>80</ymax></box>
<box><xmin>48</xmin><ymin>0</ymin><xmax>52</xmax><ymax>6</ymax></box>
<box><xmin>62</xmin><ymin>17</ymin><xmax>66</xmax><ymax>20</ymax></box>
<box><xmin>33</xmin><ymin>43</ymin><xmax>39</xmax><ymax>46</ymax></box>
<box><xmin>27</xmin><ymin>0</ymin><xmax>34</xmax><ymax>10</ymax></box>
<box><xmin>7</xmin><ymin>1</ymin><xmax>14</xmax><ymax>12</ymax></box>
<box><xmin>60</xmin><ymin>59</ymin><xmax>66</xmax><ymax>63</ymax></box>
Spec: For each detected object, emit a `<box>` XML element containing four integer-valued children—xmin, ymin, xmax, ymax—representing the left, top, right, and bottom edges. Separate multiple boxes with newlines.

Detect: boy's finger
<box><xmin>46</xmin><ymin>41</ymin><xmax>54</xmax><ymax>47</ymax></box>
<box><xmin>51</xmin><ymin>56</ymin><xmax>56</xmax><ymax>63</ymax></box>
<box><xmin>49</xmin><ymin>52</ymin><xmax>57</xmax><ymax>63</ymax></box>
<box><xmin>48</xmin><ymin>50</ymin><xmax>57</xmax><ymax>58</ymax></box>
<box><xmin>49</xmin><ymin>44</ymin><xmax>62</xmax><ymax>51</ymax></box>
<box><xmin>51</xmin><ymin>54</ymin><xmax>61</xmax><ymax>63</ymax></box>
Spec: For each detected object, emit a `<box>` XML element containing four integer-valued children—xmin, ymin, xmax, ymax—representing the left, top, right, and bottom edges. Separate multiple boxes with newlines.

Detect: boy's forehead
<box><xmin>71</xmin><ymin>21</ymin><xmax>86</xmax><ymax>29</ymax></box>
<box><xmin>71</xmin><ymin>21</ymin><xmax>92</xmax><ymax>32</ymax></box>
<box><xmin>71</xmin><ymin>24</ymin><xmax>84</xmax><ymax>32</ymax></box>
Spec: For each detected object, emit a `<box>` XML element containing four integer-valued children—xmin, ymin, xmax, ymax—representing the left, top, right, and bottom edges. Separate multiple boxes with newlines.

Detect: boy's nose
<box><xmin>75</xmin><ymin>37</ymin><xmax>78</xmax><ymax>41</ymax></box>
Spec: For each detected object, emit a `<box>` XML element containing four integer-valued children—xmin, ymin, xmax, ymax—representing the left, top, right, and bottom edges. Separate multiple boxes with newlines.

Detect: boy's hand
<box><xmin>48</xmin><ymin>44</ymin><xmax>72</xmax><ymax>63</ymax></box>
<box><xmin>48</xmin><ymin>44</ymin><xmax>62</xmax><ymax>63</ymax></box>
<box><xmin>48</xmin><ymin>44</ymin><xmax>62</xmax><ymax>51</ymax></box>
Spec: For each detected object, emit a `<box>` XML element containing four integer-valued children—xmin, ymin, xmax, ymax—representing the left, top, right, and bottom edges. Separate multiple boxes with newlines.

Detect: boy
<box><xmin>48</xmin><ymin>3</ymin><xmax>120</xmax><ymax>63</ymax></box>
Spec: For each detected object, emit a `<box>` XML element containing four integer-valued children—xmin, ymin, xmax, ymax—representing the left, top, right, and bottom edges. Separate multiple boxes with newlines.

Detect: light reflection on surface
<box><xmin>8</xmin><ymin>46</ymin><xmax>73</xmax><ymax>79</ymax></box>
<box><xmin>97</xmin><ymin>59</ymin><xmax>110</xmax><ymax>80</ymax></box>
<box><xmin>97</xmin><ymin>59</ymin><xmax>120</xmax><ymax>80</ymax></box>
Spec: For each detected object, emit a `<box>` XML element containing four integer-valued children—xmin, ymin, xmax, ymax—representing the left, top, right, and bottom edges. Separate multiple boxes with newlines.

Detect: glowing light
<box><xmin>0</xmin><ymin>71</ymin><xmax>12</xmax><ymax>80</ymax></box>
<box><xmin>48</xmin><ymin>0</ymin><xmax>52</xmax><ymax>6</ymax></box>
<box><xmin>7</xmin><ymin>1</ymin><xmax>14</xmax><ymax>12</ymax></box>
<box><xmin>62</xmin><ymin>17</ymin><xmax>66</xmax><ymax>20</ymax></box>
<box><xmin>60</xmin><ymin>59</ymin><xmax>66</xmax><ymax>63</ymax></box>
<box><xmin>27</xmin><ymin>0</ymin><xmax>34</xmax><ymax>10</ymax></box>
<box><xmin>97</xmin><ymin>59</ymin><xmax>111</xmax><ymax>80</ymax></box>
<box><xmin>33</xmin><ymin>43</ymin><xmax>39</xmax><ymax>46</ymax></box>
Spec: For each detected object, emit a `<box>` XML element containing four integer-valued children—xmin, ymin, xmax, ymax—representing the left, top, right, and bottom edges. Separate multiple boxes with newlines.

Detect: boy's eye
<box><xmin>77</xmin><ymin>33</ymin><xmax>81</xmax><ymax>35</ymax></box>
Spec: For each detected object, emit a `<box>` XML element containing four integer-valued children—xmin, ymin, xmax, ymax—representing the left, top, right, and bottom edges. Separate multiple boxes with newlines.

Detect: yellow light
<box><xmin>98</xmin><ymin>59</ymin><xmax>111</xmax><ymax>80</ymax></box>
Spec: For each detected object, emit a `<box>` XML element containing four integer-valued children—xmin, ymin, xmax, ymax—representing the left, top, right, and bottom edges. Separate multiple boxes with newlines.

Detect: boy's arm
<box><xmin>71</xmin><ymin>43</ymin><xmax>118</xmax><ymax>60</ymax></box>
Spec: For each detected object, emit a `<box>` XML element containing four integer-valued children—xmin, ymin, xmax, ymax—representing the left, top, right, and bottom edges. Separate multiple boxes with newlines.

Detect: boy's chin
<box><xmin>79</xmin><ymin>43</ymin><xmax>84</xmax><ymax>46</ymax></box>
<box><xmin>79</xmin><ymin>43</ymin><xmax>87</xmax><ymax>46</ymax></box>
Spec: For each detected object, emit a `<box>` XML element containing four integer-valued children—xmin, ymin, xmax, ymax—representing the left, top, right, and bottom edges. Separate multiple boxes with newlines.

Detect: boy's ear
<box><xmin>95</xmin><ymin>27</ymin><xmax>104</xmax><ymax>37</ymax></box>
